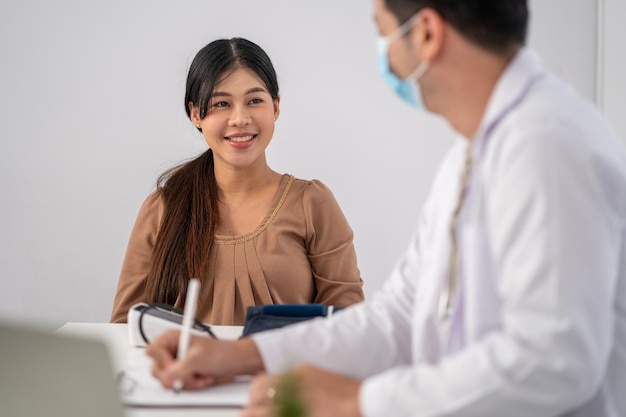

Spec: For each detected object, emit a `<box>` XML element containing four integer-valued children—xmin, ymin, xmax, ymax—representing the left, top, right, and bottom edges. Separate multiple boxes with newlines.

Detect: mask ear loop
<box><xmin>386</xmin><ymin>12</ymin><xmax>420</xmax><ymax>44</ymax></box>
<box><xmin>407</xmin><ymin>61</ymin><xmax>429</xmax><ymax>81</ymax></box>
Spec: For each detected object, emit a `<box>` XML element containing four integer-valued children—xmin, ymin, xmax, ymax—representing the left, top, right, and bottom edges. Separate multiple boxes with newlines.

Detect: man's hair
<box><xmin>384</xmin><ymin>0</ymin><xmax>528</xmax><ymax>54</ymax></box>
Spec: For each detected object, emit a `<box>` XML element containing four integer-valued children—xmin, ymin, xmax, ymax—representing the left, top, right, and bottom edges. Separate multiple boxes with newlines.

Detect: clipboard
<box><xmin>118</xmin><ymin>366</ymin><xmax>250</xmax><ymax>407</ymax></box>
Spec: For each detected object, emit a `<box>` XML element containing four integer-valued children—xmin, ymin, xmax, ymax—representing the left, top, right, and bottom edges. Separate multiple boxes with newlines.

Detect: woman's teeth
<box><xmin>229</xmin><ymin>135</ymin><xmax>253</xmax><ymax>142</ymax></box>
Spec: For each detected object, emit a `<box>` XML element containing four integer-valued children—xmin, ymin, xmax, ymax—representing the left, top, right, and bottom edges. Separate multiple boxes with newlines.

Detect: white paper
<box><xmin>119</xmin><ymin>367</ymin><xmax>250</xmax><ymax>407</ymax></box>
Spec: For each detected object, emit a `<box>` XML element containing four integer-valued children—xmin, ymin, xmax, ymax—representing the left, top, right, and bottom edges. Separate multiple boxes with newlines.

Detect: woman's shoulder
<box><xmin>285</xmin><ymin>176</ymin><xmax>340</xmax><ymax>210</ymax></box>
<box><xmin>140</xmin><ymin>189</ymin><xmax>165</xmax><ymax>210</ymax></box>
<box><xmin>288</xmin><ymin>176</ymin><xmax>334</xmax><ymax>197</ymax></box>
<box><xmin>133</xmin><ymin>189</ymin><xmax>166</xmax><ymax>226</ymax></box>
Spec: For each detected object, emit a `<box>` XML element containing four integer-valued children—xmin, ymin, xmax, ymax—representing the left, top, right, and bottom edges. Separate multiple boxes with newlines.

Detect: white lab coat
<box><xmin>253</xmin><ymin>48</ymin><xmax>626</xmax><ymax>417</ymax></box>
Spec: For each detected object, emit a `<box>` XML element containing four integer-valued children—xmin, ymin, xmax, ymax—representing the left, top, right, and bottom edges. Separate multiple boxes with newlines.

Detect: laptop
<box><xmin>0</xmin><ymin>320</ymin><xmax>126</xmax><ymax>417</ymax></box>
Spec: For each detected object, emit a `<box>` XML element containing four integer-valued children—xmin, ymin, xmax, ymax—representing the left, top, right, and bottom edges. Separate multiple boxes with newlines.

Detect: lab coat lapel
<box><xmin>445</xmin><ymin>48</ymin><xmax>547</xmax><ymax>352</ymax></box>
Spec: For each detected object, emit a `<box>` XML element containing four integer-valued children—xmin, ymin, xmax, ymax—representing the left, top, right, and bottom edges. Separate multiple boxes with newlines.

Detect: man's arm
<box><xmin>360</xmin><ymin>126</ymin><xmax>623</xmax><ymax>417</ymax></box>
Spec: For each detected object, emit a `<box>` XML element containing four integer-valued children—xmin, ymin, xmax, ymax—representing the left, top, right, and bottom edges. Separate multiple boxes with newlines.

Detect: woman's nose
<box><xmin>229</xmin><ymin>105</ymin><xmax>251</xmax><ymax>126</ymax></box>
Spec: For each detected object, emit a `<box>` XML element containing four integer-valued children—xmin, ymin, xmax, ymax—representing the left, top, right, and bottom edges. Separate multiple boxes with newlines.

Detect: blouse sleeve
<box><xmin>109</xmin><ymin>192</ymin><xmax>164</xmax><ymax>323</ymax></box>
<box><xmin>303</xmin><ymin>180</ymin><xmax>364</xmax><ymax>307</ymax></box>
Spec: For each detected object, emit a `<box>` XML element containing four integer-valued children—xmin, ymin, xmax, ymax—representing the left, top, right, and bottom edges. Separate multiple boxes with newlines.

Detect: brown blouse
<box><xmin>110</xmin><ymin>174</ymin><xmax>364</xmax><ymax>325</ymax></box>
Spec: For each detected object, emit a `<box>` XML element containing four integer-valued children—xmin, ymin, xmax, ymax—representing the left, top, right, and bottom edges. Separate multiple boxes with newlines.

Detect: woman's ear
<box><xmin>273</xmin><ymin>96</ymin><xmax>281</xmax><ymax>121</ymax></box>
<box><xmin>189</xmin><ymin>102</ymin><xmax>201</xmax><ymax>128</ymax></box>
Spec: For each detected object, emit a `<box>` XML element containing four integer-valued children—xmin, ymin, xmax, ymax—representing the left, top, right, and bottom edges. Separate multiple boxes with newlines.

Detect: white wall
<box><xmin>528</xmin><ymin>0</ymin><xmax>598</xmax><ymax>103</ymax></box>
<box><xmin>601</xmin><ymin>0</ymin><xmax>626</xmax><ymax>141</ymax></box>
<box><xmin>0</xmin><ymin>1</ymin><xmax>601</xmax><ymax>328</ymax></box>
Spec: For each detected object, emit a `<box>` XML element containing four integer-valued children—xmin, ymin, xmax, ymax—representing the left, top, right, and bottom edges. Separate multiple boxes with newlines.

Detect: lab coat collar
<box><xmin>472</xmin><ymin>47</ymin><xmax>546</xmax><ymax>160</ymax></box>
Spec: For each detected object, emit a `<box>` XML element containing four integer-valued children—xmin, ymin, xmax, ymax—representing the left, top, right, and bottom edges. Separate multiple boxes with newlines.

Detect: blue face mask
<box><xmin>377</xmin><ymin>15</ymin><xmax>429</xmax><ymax>108</ymax></box>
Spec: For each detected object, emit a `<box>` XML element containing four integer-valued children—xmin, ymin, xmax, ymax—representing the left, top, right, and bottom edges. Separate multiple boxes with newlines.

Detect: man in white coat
<box><xmin>147</xmin><ymin>0</ymin><xmax>626</xmax><ymax>416</ymax></box>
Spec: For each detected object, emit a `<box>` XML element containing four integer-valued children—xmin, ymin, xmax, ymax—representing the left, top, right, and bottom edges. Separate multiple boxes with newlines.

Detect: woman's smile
<box><xmin>227</xmin><ymin>134</ymin><xmax>255</xmax><ymax>143</ymax></box>
<box><xmin>225</xmin><ymin>133</ymin><xmax>257</xmax><ymax>149</ymax></box>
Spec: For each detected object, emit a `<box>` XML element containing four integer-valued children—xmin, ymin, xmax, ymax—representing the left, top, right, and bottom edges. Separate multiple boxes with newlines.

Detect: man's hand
<box><xmin>241</xmin><ymin>365</ymin><xmax>362</xmax><ymax>417</ymax></box>
<box><xmin>145</xmin><ymin>329</ymin><xmax>264</xmax><ymax>390</ymax></box>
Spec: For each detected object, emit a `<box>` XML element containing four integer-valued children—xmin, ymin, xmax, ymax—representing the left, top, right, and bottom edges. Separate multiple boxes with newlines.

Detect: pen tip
<box><xmin>173</xmin><ymin>380</ymin><xmax>183</xmax><ymax>393</ymax></box>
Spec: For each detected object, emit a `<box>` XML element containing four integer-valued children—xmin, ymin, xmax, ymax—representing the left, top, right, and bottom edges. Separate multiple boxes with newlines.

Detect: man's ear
<box><xmin>410</xmin><ymin>7</ymin><xmax>445</xmax><ymax>63</ymax></box>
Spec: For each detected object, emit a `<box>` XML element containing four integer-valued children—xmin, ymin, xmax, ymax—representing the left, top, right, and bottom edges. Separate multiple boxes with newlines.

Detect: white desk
<box><xmin>57</xmin><ymin>322</ymin><xmax>245</xmax><ymax>417</ymax></box>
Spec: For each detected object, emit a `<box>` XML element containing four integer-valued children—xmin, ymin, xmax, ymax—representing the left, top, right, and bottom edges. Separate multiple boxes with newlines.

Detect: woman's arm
<box><xmin>302</xmin><ymin>180</ymin><xmax>364</xmax><ymax>306</ymax></box>
<box><xmin>110</xmin><ymin>192</ymin><xmax>164</xmax><ymax>322</ymax></box>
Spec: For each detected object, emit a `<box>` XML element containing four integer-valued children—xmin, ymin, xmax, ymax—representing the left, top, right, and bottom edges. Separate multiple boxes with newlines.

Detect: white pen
<box><xmin>173</xmin><ymin>278</ymin><xmax>200</xmax><ymax>393</ymax></box>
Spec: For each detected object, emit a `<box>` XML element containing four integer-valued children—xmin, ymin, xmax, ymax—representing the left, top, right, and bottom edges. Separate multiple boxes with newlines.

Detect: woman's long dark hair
<box><xmin>145</xmin><ymin>38</ymin><xmax>280</xmax><ymax>305</ymax></box>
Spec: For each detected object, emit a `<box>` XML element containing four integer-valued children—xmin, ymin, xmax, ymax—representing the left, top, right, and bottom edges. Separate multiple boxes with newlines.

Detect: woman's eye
<box><xmin>213</xmin><ymin>101</ymin><xmax>229</xmax><ymax>107</ymax></box>
<box><xmin>249</xmin><ymin>98</ymin><xmax>263</xmax><ymax>104</ymax></box>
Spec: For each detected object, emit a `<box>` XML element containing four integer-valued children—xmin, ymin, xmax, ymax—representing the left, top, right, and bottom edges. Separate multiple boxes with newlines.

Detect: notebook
<box><xmin>119</xmin><ymin>366</ymin><xmax>250</xmax><ymax>407</ymax></box>
<box><xmin>0</xmin><ymin>320</ymin><xmax>126</xmax><ymax>417</ymax></box>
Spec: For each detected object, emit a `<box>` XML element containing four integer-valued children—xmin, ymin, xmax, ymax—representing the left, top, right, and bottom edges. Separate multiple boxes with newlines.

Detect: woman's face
<box><xmin>191</xmin><ymin>66</ymin><xmax>280</xmax><ymax>171</ymax></box>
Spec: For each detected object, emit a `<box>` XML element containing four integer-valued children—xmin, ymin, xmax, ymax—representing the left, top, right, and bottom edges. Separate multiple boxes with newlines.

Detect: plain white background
<box><xmin>602</xmin><ymin>0</ymin><xmax>626</xmax><ymax>140</ymax></box>
<box><xmin>0</xmin><ymin>0</ymin><xmax>617</xmax><ymax>328</ymax></box>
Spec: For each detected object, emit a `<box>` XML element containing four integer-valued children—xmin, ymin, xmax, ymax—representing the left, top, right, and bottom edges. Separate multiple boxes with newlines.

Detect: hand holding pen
<box><xmin>147</xmin><ymin>309</ymin><xmax>265</xmax><ymax>391</ymax></box>
<box><xmin>146</xmin><ymin>278</ymin><xmax>242</xmax><ymax>391</ymax></box>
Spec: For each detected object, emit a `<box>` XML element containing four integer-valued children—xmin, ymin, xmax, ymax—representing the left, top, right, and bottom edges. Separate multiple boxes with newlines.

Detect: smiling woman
<box><xmin>191</xmin><ymin>67</ymin><xmax>278</xmax><ymax>173</ymax></box>
<box><xmin>109</xmin><ymin>38</ymin><xmax>365</xmax><ymax>325</ymax></box>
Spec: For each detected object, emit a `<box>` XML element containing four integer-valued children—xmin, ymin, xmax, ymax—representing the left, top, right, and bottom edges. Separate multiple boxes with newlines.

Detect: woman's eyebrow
<box><xmin>245</xmin><ymin>87</ymin><xmax>268</xmax><ymax>94</ymax></box>
<box><xmin>211</xmin><ymin>87</ymin><xmax>268</xmax><ymax>97</ymax></box>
